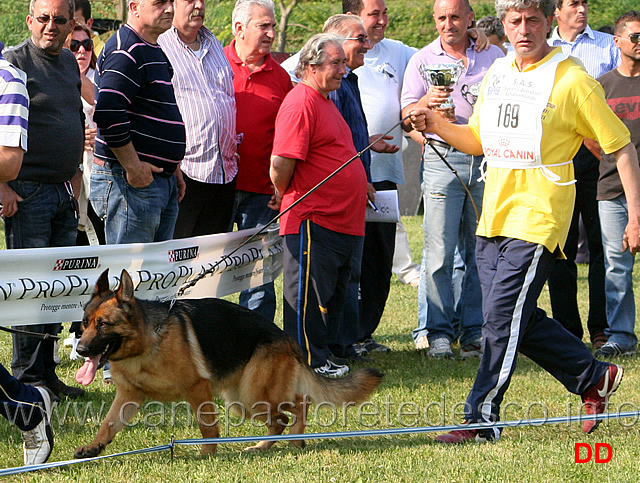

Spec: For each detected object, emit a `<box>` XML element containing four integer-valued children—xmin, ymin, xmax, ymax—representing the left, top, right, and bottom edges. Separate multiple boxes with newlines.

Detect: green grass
<box><xmin>2</xmin><ymin>216</ymin><xmax>640</xmax><ymax>481</ymax></box>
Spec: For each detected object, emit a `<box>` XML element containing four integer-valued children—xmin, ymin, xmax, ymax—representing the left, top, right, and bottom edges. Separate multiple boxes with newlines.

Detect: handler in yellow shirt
<box><xmin>406</xmin><ymin>0</ymin><xmax>640</xmax><ymax>443</ymax></box>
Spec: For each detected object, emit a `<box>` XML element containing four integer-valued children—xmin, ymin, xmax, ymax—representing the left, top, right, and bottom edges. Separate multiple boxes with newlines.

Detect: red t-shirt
<box><xmin>223</xmin><ymin>41</ymin><xmax>293</xmax><ymax>194</ymax></box>
<box><xmin>272</xmin><ymin>83</ymin><xmax>367</xmax><ymax>236</ymax></box>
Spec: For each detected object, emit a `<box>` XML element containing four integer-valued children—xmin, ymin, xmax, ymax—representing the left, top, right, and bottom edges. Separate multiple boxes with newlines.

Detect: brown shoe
<box><xmin>591</xmin><ymin>331</ymin><xmax>608</xmax><ymax>351</ymax></box>
<box><xmin>47</xmin><ymin>378</ymin><xmax>85</xmax><ymax>398</ymax></box>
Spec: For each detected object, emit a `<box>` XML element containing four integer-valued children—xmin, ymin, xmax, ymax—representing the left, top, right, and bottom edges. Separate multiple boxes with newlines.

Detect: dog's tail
<box><xmin>297</xmin><ymin>366</ymin><xmax>383</xmax><ymax>405</ymax></box>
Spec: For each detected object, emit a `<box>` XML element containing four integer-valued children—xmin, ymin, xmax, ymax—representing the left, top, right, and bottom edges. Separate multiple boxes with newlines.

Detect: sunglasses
<box><xmin>70</xmin><ymin>39</ymin><xmax>93</xmax><ymax>52</ymax></box>
<box><xmin>344</xmin><ymin>35</ymin><xmax>370</xmax><ymax>44</ymax></box>
<box><xmin>34</xmin><ymin>14</ymin><xmax>70</xmax><ymax>25</ymax></box>
<box><xmin>625</xmin><ymin>33</ymin><xmax>640</xmax><ymax>44</ymax></box>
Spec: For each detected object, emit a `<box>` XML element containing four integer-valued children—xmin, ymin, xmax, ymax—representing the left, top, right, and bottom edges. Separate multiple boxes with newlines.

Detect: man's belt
<box><xmin>425</xmin><ymin>139</ymin><xmax>451</xmax><ymax>151</ymax></box>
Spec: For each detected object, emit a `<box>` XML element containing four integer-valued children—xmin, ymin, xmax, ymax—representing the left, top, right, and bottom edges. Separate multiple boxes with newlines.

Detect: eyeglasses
<box><xmin>34</xmin><ymin>14</ymin><xmax>70</xmax><ymax>25</ymax></box>
<box><xmin>624</xmin><ymin>33</ymin><xmax>640</xmax><ymax>44</ymax></box>
<box><xmin>344</xmin><ymin>35</ymin><xmax>370</xmax><ymax>44</ymax></box>
<box><xmin>70</xmin><ymin>39</ymin><xmax>93</xmax><ymax>52</ymax></box>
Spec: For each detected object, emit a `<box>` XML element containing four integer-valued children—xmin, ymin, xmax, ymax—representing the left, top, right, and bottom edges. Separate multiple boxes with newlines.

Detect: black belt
<box><xmin>425</xmin><ymin>139</ymin><xmax>452</xmax><ymax>151</ymax></box>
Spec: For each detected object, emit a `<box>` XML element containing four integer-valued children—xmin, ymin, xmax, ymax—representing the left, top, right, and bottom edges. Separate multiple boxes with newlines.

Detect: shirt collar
<box><xmin>226</xmin><ymin>39</ymin><xmax>273</xmax><ymax>72</ymax></box>
<box><xmin>550</xmin><ymin>24</ymin><xmax>594</xmax><ymax>44</ymax></box>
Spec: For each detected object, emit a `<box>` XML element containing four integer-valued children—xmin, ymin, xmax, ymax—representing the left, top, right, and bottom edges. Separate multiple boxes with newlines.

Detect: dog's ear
<box><xmin>94</xmin><ymin>269</ymin><xmax>111</xmax><ymax>296</ymax></box>
<box><xmin>116</xmin><ymin>269</ymin><xmax>135</xmax><ymax>304</ymax></box>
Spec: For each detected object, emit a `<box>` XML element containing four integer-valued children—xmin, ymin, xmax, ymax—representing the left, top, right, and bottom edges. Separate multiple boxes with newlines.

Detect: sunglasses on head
<box><xmin>35</xmin><ymin>14</ymin><xmax>69</xmax><ymax>25</ymax></box>
<box><xmin>70</xmin><ymin>39</ymin><xmax>93</xmax><ymax>52</ymax></box>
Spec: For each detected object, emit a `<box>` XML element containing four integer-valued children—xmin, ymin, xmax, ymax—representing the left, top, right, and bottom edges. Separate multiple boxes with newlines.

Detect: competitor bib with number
<box><xmin>479</xmin><ymin>52</ymin><xmax>575</xmax><ymax>186</ymax></box>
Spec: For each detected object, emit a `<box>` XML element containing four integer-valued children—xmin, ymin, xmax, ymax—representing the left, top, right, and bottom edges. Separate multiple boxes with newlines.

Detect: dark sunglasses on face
<box><xmin>344</xmin><ymin>35</ymin><xmax>370</xmax><ymax>44</ymax></box>
<box><xmin>35</xmin><ymin>14</ymin><xmax>70</xmax><ymax>25</ymax></box>
<box><xmin>627</xmin><ymin>33</ymin><xmax>640</xmax><ymax>44</ymax></box>
<box><xmin>70</xmin><ymin>39</ymin><xmax>93</xmax><ymax>52</ymax></box>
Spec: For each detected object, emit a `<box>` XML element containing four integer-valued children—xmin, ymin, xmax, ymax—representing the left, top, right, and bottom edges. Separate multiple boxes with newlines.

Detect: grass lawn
<box><xmin>1</xmin><ymin>215</ymin><xmax>640</xmax><ymax>481</ymax></box>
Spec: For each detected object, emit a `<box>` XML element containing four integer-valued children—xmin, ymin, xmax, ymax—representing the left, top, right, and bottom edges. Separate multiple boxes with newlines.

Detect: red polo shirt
<box><xmin>223</xmin><ymin>40</ymin><xmax>292</xmax><ymax>194</ymax></box>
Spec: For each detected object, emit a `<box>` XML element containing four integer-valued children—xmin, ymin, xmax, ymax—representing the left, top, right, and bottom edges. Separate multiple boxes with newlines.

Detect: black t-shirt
<box><xmin>597</xmin><ymin>69</ymin><xmax>640</xmax><ymax>201</ymax></box>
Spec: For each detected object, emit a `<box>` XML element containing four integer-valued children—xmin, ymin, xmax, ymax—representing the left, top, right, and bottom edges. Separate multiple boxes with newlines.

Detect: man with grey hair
<box><xmin>223</xmin><ymin>0</ymin><xmax>292</xmax><ymax>322</ymax></box>
<box><xmin>409</xmin><ymin>0</ymin><xmax>640</xmax><ymax>443</ymax></box>
<box><xmin>3</xmin><ymin>0</ymin><xmax>85</xmax><ymax>400</ymax></box>
<box><xmin>271</xmin><ymin>34</ymin><xmax>368</xmax><ymax>378</ymax></box>
<box><xmin>477</xmin><ymin>15</ymin><xmax>508</xmax><ymax>53</ymax></box>
<box><xmin>158</xmin><ymin>0</ymin><xmax>237</xmax><ymax>238</ymax></box>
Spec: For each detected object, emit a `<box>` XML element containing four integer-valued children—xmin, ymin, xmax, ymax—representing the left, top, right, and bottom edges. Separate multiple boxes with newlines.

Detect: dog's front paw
<box><xmin>74</xmin><ymin>443</ymin><xmax>105</xmax><ymax>459</ymax></box>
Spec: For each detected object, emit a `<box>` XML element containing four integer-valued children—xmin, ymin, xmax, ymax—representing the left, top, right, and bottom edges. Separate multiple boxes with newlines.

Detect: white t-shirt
<box><xmin>355</xmin><ymin>38</ymin><xmax>416</xmax><ymax>184</ymax></box>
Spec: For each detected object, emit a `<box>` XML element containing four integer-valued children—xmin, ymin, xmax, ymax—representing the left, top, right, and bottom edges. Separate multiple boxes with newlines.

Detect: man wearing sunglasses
<box><xmin>547</xmin><ymin>0</ymin><xmax>621</xmax><ymax>354</ymax></box>
<box><xmin>592</xmin><ymin>11</ymin><xmax>640</xmax><ymax>361</ymax></box>
<box><xmin>2</xmin><ymin>0</ymin><xmax>85</xmax><ymax>400</ymax></box>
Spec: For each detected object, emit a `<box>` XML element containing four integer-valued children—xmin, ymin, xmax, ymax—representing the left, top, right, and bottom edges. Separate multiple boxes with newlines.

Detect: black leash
<box><xmin>0</xmin><ymin>326</ymin><xmax>60</xmax><ymax>340</ymax></box>
<box><xmin>423</xmin><ymin>133</ymin><xmax>480</xmax><ymax>222</ymax></box>
<box><xmin>172</xmin><ymin>115</ymin><xmax>411</xmax><ymax>299</ymax></box>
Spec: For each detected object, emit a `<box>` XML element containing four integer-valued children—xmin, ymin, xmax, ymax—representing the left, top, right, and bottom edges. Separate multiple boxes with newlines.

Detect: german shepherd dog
<box><xmin>73</xmin><ymin>269</ymin><xmax>383</xmax><ymax>458</ymax></box>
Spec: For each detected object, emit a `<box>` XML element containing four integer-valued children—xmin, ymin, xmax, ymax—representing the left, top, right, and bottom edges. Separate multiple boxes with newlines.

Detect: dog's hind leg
<box><xmin>287</xmin><ymin>393</ymin><xmax>309</xmax><ymax>449</ymax></box>
<box><xmin>243</xmin><ymin>408</ymin><xmax>289</xmax><ymax>453</ymax></box>
<box><xmin>186</xmin><ymin>379</ymin><xmax>219</xmax><ymax>455</ymax></box>
<box><xmin>74</xmin><ymin>389</ymin><xmax>144</xmax><ymax>458</ymax></box>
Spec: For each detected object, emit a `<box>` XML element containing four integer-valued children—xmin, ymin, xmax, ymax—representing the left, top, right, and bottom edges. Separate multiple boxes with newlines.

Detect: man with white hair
<box><xmin>271</xmin><ymin>34</ymin><xmax>368</xmax><ymax>378</ymax></box>
<box><xmin>409</xmin><ymin>0</ymin><xmax>639</xmax><ymax>443</ymax></box>
<box><xmin>158</xmin><ymin>0</ymin><xmax>238</xmax><ymax>237</ymax></box>
<box><xmin>223</xmin><ymin>0</ymin><xmax>292</xmax><ymax>321</ymax></box>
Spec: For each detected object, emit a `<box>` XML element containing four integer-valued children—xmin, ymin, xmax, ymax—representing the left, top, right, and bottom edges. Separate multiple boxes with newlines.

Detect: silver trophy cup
<box><xmin>419</xmin><ymin>60</ymin><xmax>464</xmax><ymax>110</ymax></box>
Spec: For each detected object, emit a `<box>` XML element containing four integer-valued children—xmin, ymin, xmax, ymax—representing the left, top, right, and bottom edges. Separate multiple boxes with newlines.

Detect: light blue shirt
<box><xmin>549</xmin><ymin>25</ymin><xmax>620</xmax><ymax>79</ymax></box>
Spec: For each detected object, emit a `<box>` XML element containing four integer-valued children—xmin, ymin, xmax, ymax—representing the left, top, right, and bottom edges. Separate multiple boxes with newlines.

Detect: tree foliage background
<box><xmin>0</xmin><ymin>0</ymin><xmax>638</xmax><ymax>51</ymax></box>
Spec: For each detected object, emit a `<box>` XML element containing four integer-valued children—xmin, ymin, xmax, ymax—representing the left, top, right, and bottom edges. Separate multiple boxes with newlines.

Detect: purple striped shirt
<box><xmin>158</xmin><ymin>26</ymin><xmax>238</xmax><ymax>184</ymax></box>
<box><xmin>0</xmin><ymin>53</ymin><xmax>28</xmax><ymax>151</ymax></box>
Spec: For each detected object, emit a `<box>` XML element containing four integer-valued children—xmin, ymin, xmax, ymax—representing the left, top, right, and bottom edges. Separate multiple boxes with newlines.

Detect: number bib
<box><xmin>479</xmin><ymin>52</ymin><xmax>575</xmax><ymax>185</ymax></box>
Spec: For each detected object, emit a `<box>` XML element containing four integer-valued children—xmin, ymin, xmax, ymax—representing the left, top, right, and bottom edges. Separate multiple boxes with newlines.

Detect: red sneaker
<box><xmin>435</xmin><ymin>426</ymin><xmax>498</xmax><ymax>444</ymax></box>
<box><xmin>581</xmin><ymin>364</ymin><xmax>623</xmax><ymax>434</ymax></box>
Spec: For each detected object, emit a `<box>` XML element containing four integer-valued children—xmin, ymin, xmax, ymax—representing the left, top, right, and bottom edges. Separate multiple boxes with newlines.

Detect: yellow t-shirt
<box><xmin>468</xmin><ymin>48</ymin><xmax>630</xmax><ymax>255</ymax></box>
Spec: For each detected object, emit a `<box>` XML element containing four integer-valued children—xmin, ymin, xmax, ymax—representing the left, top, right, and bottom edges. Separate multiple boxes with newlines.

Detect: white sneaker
<box><xmin>415</xmin><ymin>335</ymin><xmax>429</xmax><ymax>350</ymax></box>
<box><xmin>314</xmin><ymin>360</ymin><xmax>350</xmax><ymax>378</ymax></box>
<box><xmin>460</xmin><ymin>337</ymin><xmax>483</xmax><ymax>359</ymax></box>
<box><xmin>22</xmin><ymin>386</ymin><xmax>54</xmax><ymax>466</ymax></box>
<box><xmin>428</xmin><ymin>337</ymin><xmax>454</xmax><ymax>359</ymax></box>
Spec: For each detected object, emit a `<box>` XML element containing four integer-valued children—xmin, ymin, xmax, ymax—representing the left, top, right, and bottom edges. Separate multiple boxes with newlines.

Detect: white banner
<box><xmin>0</xmin><ymin>226</ymin><xmax>283</xmax><ymax>326</ymax></box>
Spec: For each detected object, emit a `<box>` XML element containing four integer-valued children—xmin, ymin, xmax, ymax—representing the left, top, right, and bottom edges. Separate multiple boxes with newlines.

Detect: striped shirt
<box><xmin>94</xmin><ymin>25</ymin><xmax>186</xmax><ymax>173</ymax></box>
<box><xmin>549</xmin><ymin>25</ymin><xmax>620</xmax><ymax>78</ymax></box>
<box><xmin>158</xmin><ymin>26</ymin><xmax>237</xmax><ymax>184</ymax></box>
<box><xmin>0</xmin><ymin>49</ymin><xmax>28</xmax><ymax>151</ymax></box>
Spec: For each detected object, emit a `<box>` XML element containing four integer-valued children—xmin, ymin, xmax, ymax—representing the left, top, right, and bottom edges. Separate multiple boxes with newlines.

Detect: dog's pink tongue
<box><xmin>75</xmin><ymin>356</ymin><xmax>100</xmax><ymax>386</ymax></box>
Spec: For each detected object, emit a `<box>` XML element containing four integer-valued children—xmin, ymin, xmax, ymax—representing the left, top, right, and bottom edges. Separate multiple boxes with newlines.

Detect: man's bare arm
<box><xmin>110</xmin><ymin>143</ymin><xmax>163</xmax><ymax>188</ymax></box>
<box><xmin>0</xmin><ymin>146</ymin><xmax>24</xmax><ymax>183</ymax></box>
<box><xmin>270</xmin><ymin>155</ymin><xmax>297</xmax><ymax>196</ymax></box>
<box><xmin>613</xmin><ymin>143</ymin><xmax>640</xmax><ymax>254</ymax></box>
<box><xmin>406</xmin><ymin>107</ymin><xmax>483</xmax><ymax>156</ymax></box>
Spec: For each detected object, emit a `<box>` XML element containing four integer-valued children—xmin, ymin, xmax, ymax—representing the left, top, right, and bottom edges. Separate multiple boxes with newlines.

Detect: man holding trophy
<box><xmin>407</xmin><ymin>0</ymin><xmax>640</xmax><ymax>443</ymax></box>
<box><xmin>401</xmin><ymin>0</ymin><xmax>503</xmax><ymax>359</ymax></box>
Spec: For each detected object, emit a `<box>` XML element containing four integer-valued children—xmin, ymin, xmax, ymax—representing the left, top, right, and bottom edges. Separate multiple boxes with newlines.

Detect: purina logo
<box><xmin>53</xmin><ymin>257</ymin><xmax>99</xmax><ymax>271</ymax></box>
<box><xmin>168</xmin><ymin>246</ymin><xmax>199</xmax><ymax>263</ymax></box>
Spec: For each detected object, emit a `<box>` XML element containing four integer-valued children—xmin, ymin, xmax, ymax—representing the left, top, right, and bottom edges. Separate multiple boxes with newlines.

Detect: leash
<box><xmin>0</xmin><ymin>326</ymin><xmax>60</xmax><ymax>340</ymax></box>
<box><xmin>170</xmin><ymin>115</ymin><xmax>411</xmax><ymax>300</ymax></box>
<box><xmin>423</xmin><ymin>133</ymin><xmax>480</xmax><ymax>222</ymax></box>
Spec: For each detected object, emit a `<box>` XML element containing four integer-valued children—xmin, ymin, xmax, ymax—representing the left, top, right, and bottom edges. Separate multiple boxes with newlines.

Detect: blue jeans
<box><xmin>90</xmin><ymin>162</ymin><xmax>178</xmax><ymax>244</ymax></box>
<box><xmin>599</xmin><ymin>195</ymin><xmax>637</xmax><ymax>350</ymax></box>
<box><xmin>230</xmin><ymin>191</ymin><xmax>277</xmax><ymax>321</ymax></box>
<box><xmin>3</xmin><ymin>180</ymin><xmax>78</xmax><ymax>384</ymax></box>
<box><xmin>416</xmin><ymin>148</ymin><xmax>483</xmax><ymax>346</ymax></box>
